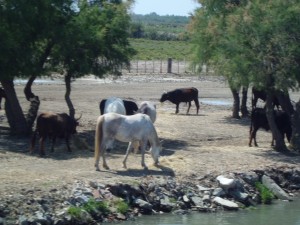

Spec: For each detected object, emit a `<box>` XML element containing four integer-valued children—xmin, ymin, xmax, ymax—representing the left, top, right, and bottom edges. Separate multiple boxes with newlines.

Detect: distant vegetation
<box><xmin>130</xmin><ymin>12</ymin><xmax>191</xmax><ymax>41</ymax></box>
<box><xmin>130</xmin><ymin>38</ymin><xmax>192</xmax><ymax>60</ymax></box>
<box><xmin>129</xmin><ymin>13</ymin><xmax>193</xmax><ymax>60</ymax></box>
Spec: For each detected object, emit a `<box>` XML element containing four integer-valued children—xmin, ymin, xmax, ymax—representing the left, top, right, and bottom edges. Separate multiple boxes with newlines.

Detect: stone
<box><xmin>216</xmin><ymin>175</ymin><xmax>237</xmax><ymax>191</ymax></box>
<box><xmin>190</xmin><ymin>196</ymin><xmax>203</xmax><ymax>207</ymax></box>
<box><xmin>133</xmin><ymin>199</ymin><xmax>153</xmax><ymax>211</ymax></box>
<box><xmin>262</xmin><ymin>175</ymin><xmax>292</xmax><ymax>201</ymax></box>
<box><xmin>213</xmin><ymin>197</ymin><xmax>239</xmax><ymax>210</ymax></box>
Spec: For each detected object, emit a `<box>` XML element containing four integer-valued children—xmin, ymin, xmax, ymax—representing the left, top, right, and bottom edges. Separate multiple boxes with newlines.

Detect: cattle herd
<box><xmin>0</xmin><ymin>86</ymin><xmax>294</xmax><ymax>167</ymax></box>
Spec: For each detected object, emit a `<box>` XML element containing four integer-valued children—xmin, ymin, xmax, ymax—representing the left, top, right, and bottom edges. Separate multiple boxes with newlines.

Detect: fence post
<box><xmin>167</xmin><ymin>58</ymin><xmax>172</xmax><ymax>73</ymax></box>
<box><xmin>160</xmin><ymin>60</ymin><xmax>162</xmax><ymax>73</ymax></box>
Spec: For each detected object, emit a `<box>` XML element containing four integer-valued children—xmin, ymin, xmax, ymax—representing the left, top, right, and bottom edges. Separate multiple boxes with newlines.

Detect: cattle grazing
<box><xmin>31</xmin><ymin>112</ymin><xmax>80</xmax><ymax>156</ymax></box>
<box><xmin>248</xmin><ymin>108</ymin><xmax>292</xmax><ymax>147</ymax></box>
<box><xmin>0</xmin><ymin>87</ymin><xmax>6</xmax><ymax>110</ymax></box>
<box><xmin>99</xmin><ymin>98</ymin><xmax>138</xmax><ymax>115</ymax></box>
<box><xmin>94</xmin><ymin>113</ymin><xmax>161</xmax><ymax>171</ymax></box>
<box><xmin>252</xmin><ymin>87</ymin><xmax>280</xmax><ymax>109</ymax></box>
<box><xmin>160</xmin><ymin>87</ymin><xmax>200</xmax><ymax>114</ymax></box>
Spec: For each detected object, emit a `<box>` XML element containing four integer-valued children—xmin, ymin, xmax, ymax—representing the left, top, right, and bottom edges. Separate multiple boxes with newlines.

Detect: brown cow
<box><xmin>30</xmin><ymin>112</ymin><xmax>80</xmax><ymax>156</ymax></box>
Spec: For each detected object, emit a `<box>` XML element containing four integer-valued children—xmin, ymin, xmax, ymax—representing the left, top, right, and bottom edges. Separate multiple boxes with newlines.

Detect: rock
<box><xmin>183</xmin><ymin>195</ymin><xmax>190</xmax><ymax>203</ymax></box>
<box><xmin>133</xmin><ymin>199</ymin><xmax>153</xmax><ymax>212</ymax></box>
<box><xmin>216</xmin><ymin>176</ymin><xmax>237</xmax><ymax>191</ymax></box>
<box><xmin>212</xmin><ymin>188</ymin><xmax>226</xmax><ymax>197</ymax></box>
<box><xmin>213</xmin><ymin>197</ymin><xmax>239</xmax><ymax>210</ymax></box>
<box><xmin>262</xmin><ymin>175</ymin><xmax>292</xmax><ymax>201</ymax></box>
<box><xmin>241</xmin><ymin>172</ymin><xmax>259</xmax><ymax>185</ymax></box>
<box><xmin>197</xmin><ymin>185</ymin><xmax>211</xmax><ymax>192</ymax></box>
<box><xmin>190</xmin><ymin>196</ymin><xmax>203</xmax><ymax>207</ymax></box>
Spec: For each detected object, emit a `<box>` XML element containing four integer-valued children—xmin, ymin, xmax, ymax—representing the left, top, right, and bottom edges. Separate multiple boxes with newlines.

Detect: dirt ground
<box><xmin>1</xmin><ymin>74</ymin><xmax>300</xmax><ymax>195</ymax></box>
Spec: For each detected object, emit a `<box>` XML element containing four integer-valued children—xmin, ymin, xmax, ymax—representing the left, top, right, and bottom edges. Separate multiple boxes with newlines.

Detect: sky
<box><xmin>131</xmin><ymin>0</ymin><xmax>200</xmax><ymax>16</ymax></box>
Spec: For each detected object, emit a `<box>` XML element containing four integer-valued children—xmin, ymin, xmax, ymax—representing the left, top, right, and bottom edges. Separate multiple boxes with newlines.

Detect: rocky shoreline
<box><xmin>1</xmin><ymin>165</ymin><xmax>299</xmax><ymax>225</ymax></box>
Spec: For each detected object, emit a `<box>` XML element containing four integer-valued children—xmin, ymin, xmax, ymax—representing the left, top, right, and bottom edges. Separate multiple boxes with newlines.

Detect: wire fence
<box><xmin>122</xmin><ymin>59</ymin><xmax>199</xmax><ymax>75</ymax></box>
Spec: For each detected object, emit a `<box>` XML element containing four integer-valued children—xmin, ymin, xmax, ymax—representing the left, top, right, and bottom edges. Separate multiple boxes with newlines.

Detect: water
<box><xmin>120</xmin><ymin>198</ymin><xmax>300</xmax><ymax>225</ymax></box>
<box><xmin>201</xmin><ymin>99</ymin><xmax>232</xmax><ymax>106</ymax></box>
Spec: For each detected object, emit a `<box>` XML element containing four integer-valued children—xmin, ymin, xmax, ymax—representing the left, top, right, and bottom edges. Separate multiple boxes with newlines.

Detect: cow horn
<box><xmin>75</xmin><ymin>113</ymin><xmax>82</xmax><ymax>121</ymax></box>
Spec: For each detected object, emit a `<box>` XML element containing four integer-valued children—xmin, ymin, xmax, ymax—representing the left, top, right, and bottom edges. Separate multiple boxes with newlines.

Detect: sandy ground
<box><xmin>1</xmin><ymin>74</ymin><xmax>300</xmax><ymax>195</ymax></box>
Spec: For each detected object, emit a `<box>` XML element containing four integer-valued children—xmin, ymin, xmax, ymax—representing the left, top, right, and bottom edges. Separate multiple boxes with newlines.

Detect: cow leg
<box><xmin>194</xmin><ymin>99</ymin><xmax>200</xmax><ymax>114</ymax></box>
<box><xmin>51</xmin><ymin>137</ymin><xmax>56</xmax><ymax>152</ymax></box>
<box><xmin>66</xmin><ymin>137</ymin><xmax>72</xmax><ymax>152</ymax></box>
<box><xmin>123</xmin><ymin>142</ymin><xmax>133</xmax><ymax>169</ymax></box>
<box><xmin>39</xmin><ymin>137</ymin><xmax>46</xmax><ymax>156</ymax></box>
<box><xmin>252</xmin><ymin>128</ymin><xmax>259</xmax><ymax>147</ymax></box>
<box><xmin>175</xmin><ymin>104</ymin><xmax>179</xmax><ymax>114</ymax></box>
<box><xmin>249</xmin><ymin>127</ymin><xmax>259</xmax><ymax>147</ymax></box>
<box><xmin>186</xmin><ymin>101</ymin><xmax>191</xmax><ymax>114</ymax></box>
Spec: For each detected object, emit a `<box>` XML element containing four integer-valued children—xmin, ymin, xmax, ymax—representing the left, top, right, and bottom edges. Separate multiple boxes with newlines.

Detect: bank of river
<box><xmin>121</xmin><ymin>197</ymin><xmax>300</xmax><ymax>225</ymax></box>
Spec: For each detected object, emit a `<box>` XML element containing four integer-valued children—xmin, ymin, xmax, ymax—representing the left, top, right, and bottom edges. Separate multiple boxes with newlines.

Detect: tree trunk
<box><xmin>265</xmin><ymin>93</ymin><xmax>287</xmax><ymax>152</ymax></box>
<box><xmin>1</xmin><ymin>79</ymin><xmax>29</xmax><ymax>135</ymax></box>
<box><xmin>230</xmin><ymin>87</ymin><xmax>240</xmax><ymax>119</ymax></box>
<box><xmin>24</xmin><ymin>75</ymin><xmax>40</xmax><ymax>130</ymax></box>
<box><xmin>241</xmin><ymin>86</ymin><xmax>249</xmax><ymax>118</ymax></box>
<box><xmin>290</xmin><ymin>100</ymin><xmax>300</xmax><ymax>151</ymax></box>
<box><xmin>65</xmin><ymin>72</ymin><xmax>75</xmax><ymax>118</ymax></box>
<box><xmin>276</xmin><ymin>90</ymin><xmax>294</xmax><ymax>116</ymax></box>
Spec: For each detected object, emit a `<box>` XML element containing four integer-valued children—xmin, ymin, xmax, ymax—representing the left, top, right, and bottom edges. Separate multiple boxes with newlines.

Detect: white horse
<box><xmin>94</xmin><ymin>113</ymin><xmax>162</xmax><ymax>171</ymax></box>
<box><xmin>104</xmin><ymin>97</ymin><xmax>126</xmax><ymax>115</ymax></box>
<box><xmin>136</xmin><ymin>101</ymin><xmax>157</xmax><ymax>123</ymax></box>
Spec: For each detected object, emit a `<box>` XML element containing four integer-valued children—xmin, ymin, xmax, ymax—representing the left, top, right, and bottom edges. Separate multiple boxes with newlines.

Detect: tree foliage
<box><xmin>190</xmin><ymin>0</ymin><xmax>300</xmax><ymax>150</ymax></box>
<box><xmin>0</xmin><ymin>0</ymin><xmax>134</xmax><ymax>134</ymax></box>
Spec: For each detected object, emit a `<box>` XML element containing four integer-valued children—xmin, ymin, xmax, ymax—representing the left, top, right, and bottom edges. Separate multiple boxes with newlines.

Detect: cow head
<box><xmin>160</xmin><ymin>91</ymin><xmax>168</xmax><ymax>102</ymax></box>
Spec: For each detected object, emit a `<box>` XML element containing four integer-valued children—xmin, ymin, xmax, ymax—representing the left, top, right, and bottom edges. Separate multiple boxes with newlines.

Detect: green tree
<box><xmin>0</xmin><ymin>0</ymin><xmax>135</xmax><ymax>134</ymax></box>
<box><xmin>191</xmin><ymin>0</ymin><xmax>300</xmax><ymax>151</ymax></box>
<box><xmin>0</xmin><ymin>0</ymin><xmax>74</xmax><ymax>134</ymax></box>
<box><xmin>51</xmin><ymin>0</ymin><xmax>135</xmax><ymax>118</ymax></box>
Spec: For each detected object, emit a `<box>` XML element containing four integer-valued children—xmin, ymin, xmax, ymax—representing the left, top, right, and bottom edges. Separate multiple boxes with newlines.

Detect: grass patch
<box><xmin>255</xmin><ymin>182</ymin><xmax>275</xmax><ymax>204</ymax></box>
<box><xmin>114</xmin><ymin>199</ymin><xmax>130</xmax><ymax>214</ymax></box>
<box><xmin>67</xmin><ymin>199</ymin><xmax>110</xmax><ymax>219</ymax></box>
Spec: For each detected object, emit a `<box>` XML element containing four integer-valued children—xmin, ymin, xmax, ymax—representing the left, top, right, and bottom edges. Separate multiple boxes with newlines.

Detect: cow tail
<box><xmin>95</xmin><ymin>116</ymin><xmax>104</xmax><ymax>163</ymax></box>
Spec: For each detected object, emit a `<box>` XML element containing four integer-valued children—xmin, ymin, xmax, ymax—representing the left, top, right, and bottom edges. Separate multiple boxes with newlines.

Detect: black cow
<box><xmin>252</xmin><ymin>87</ymin><xmax>280</xmax><ymax>109</ymax></box>
<box><xmin>99</xmin><ymin>99</ymin><xmax>138</xmax><ymax>115</ymax></box>
<box><xmin>249</xmin><ymin>108</ymin><xmax>292</xmax><ymax>147</ymax></box>
<box><xmin>31</xmin><ymin>112</ymin><xmax>80</xmax><ymax>156</ymax></box>
<box><xmin>160</xmin><ymin>87</ymin><xmax>200</xmax><ymax>114</ymax></box>
<box><xmin>0</xmin><ymin>87</ymin><xmax>6</xmax><ymax>110</ymax></box>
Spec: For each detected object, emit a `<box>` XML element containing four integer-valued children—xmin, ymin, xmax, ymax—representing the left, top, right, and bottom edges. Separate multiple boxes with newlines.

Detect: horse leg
<box><xmin>123</xmin><ymin>142</ymin><xmax>133</xmax><ymax>169</ymax></box>
<box><xmin>140</xmin><ymin>141</ymin><xmax>148</xmax><ymax>170</ymax></box>
<box><xmin>101</xmin><ymin>142</ymin><xmax>110</xmax><ymax>170</ymax></box>
<box><xmin>186</xmin><ymin>101</ymin><xmax>191</xmax><ymax>114</ymax></box>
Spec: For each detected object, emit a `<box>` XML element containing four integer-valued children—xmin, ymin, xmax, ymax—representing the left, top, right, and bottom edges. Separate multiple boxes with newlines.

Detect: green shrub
<box><xmin>83</xmin><ymin>199</ymin><xmax>110</xmax><ymax>214</ymax></box>
<box><xmin>115</xmin><ymin>199</ymin><xmax>129</xmax><ymax>214</ymax></box>
<box><xmin>255</xmin><ymin>182</ymin><xmax>275</xmax><ymax>204</ymax></box>
<box><xmin>67</xmin><ymin>206</ymin><xmax>82</xmax><ymax>219</ymax></box>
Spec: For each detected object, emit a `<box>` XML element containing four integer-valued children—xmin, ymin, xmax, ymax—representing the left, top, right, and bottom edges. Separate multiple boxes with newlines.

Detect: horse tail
<box><xmin>95</xmin><ymin>115</ymin><xmax>104</xmax><ymax>163</ymax></box>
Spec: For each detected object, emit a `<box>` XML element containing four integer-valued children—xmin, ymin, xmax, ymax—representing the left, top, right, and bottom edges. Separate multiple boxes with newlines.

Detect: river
<box><xmin>120</xmin><ymin>198</ymin><xmax>300</xmax><ymax>225</ymax></box>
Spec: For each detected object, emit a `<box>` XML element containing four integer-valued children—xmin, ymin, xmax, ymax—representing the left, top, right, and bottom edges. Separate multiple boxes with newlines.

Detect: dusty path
<box><xmin>0</xmin><ymin>74</ymin><xmax>300</xmax><ymax>195</ymax></box>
